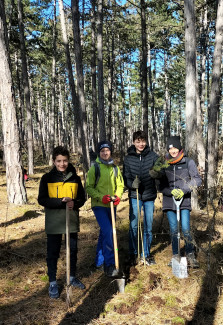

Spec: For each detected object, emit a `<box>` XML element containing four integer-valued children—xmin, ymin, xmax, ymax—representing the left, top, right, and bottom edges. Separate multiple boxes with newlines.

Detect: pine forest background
<box><xmin>0</xmin><ymin>0</ymin><xmax>223</xmax><ymax>204</ymax></box>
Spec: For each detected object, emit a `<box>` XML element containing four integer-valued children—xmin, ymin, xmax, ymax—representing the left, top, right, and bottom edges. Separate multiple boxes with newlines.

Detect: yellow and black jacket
<box><xmin>38</xmin><ymin>163</ymin><xmax>86</xmax><ymax>234</ymax></box>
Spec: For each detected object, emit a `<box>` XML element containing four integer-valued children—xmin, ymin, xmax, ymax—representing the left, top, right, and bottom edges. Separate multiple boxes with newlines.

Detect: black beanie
<box><xmin>166</xmin><ymin>136</ymin><xmax>182</xmax><ymax>151</ymax></box>
<box><xmin>97</xmin><ymin>140</ymin><xmax>112</xmax><ymax>153</ymax></box>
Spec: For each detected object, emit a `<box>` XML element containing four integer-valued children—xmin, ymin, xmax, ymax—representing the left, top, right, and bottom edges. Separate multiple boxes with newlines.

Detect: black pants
<box><xmin>46</xmin><ymin>233</ymin><xmax>78</xmax><ymax>282</ymax></box>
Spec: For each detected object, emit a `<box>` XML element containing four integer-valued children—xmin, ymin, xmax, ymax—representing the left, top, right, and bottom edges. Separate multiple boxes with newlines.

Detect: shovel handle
<box><xmin>110</xmin><ymin>201</ymin><xmax>119</xmax><ymax>270</ymax></box>
<box><xmin>66</xmin><ymin>204</ymin><xmax>70</xmax><ymax>287</ymax></box>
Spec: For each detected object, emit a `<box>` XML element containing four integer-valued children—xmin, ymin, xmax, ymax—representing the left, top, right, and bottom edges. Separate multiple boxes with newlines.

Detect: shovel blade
<box><xmin>172</xmin><ymin>256</ymin><xmax>188</xmax><ymax>279</ymax></box>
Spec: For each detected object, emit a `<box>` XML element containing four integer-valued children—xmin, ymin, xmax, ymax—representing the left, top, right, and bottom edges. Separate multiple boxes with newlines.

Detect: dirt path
<box><xmin>0</xmin><ymin>172</ymin><xmax>223</xmax><ymax>324</ymax></box>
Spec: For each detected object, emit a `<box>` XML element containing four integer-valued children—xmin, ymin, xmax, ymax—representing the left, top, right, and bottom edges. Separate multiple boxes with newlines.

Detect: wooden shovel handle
<box><xmin>110</xmin><ymin>201</ymin><xmax>119</xmax><ymax>270</ymax></box>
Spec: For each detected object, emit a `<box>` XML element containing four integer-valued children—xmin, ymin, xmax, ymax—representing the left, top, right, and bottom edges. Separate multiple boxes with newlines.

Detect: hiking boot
<box><xmin>70</xmin><ymin>277</ymin><xmax>86</xmax><ymax>290</ymax></box>
<box><xmin>140</xmin><ymin>256</ymin><xmax>156</xmax><ymax>266</ymax></box>
<box><xmin>105</xmin><ymin>265</ymin><xmax>119</xmax><ymax>277</ymax></box>
<box><xmin>187</xmin><ymin>252</ymin><xmax>200</xmax><ymax>269</ymax></box>
<box><xmin>49</xmin><ymin>281</ymin><xmax>59</xmax><ymax>299</ymax></box>
<box><xmin>168</xmin><ymin>255</ymin><xmax>179</xmax><ymax>267</ymax></box>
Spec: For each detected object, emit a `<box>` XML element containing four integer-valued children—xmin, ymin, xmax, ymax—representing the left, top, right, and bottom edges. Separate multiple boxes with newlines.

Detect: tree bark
<box><xmin>207</xmin><ymin>0</ymin><xmax>223</xmax><ymax>197</ymax></box>
<box><xmin>184</xmin><ymin>0</ymin><xmax>197</xmax><ymax>158</ymax></box>
<box><xmin>58</xmin><ymin>0</ymin><xmax>79</xmax><ymax>149</ymax></box>
<box><xmin>17</xmin><ymin>0</ymin><xmax>34</xmax><ymax>175</ymax></box>
<box><xmin>71</xmin><ymin>0</ymin><xmax>89</xmax><ymax>171</ymax></box>
<box><xmin>97</xmin><ymin>0</ymin><xmax>106</xmax><ymax>141</ymax></box>
<box><xmin>90</xmin><ymin>0</ymin><xmax>98</xmax><ymax>151</ymax></box>
<box><xmin>184</xmin><ymin>0</ymin><xmax>199</xmax><ymax>209</ymax></box>
<box><xmin>140</xmin><ymin>0</ymin><xmax>148</xmax><ymax>140</ymax></box>
<box><xmin>0</xmin><ymin>2</ymin><xmax>27</xmax><ymax>204</ymax></box>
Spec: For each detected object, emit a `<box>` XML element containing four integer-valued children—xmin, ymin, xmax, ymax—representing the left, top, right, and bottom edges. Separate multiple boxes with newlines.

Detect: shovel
<box><xmin>172</xmin><ymin>197</ymin><xmax>188</xmax><ymax>279</ymax></box>
<box><xmin>136</xmin><ymin>177</ymin><xmax>146</xmax><ymax>267</ymax></box>
<box><xmin>110</xmin><ymin>198</ymin><xmax>125</xmax><ymax>293</ymax></box>
<box><xmin>66</xmin><ymin>204</ymin><xmax>72</xmax><ymax>306</ymax></box>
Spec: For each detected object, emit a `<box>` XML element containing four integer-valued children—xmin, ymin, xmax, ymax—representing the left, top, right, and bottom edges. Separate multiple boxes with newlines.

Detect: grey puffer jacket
<box><xmin>159</xmin><ymin>156</ymin><xmax>202</xmax><ymax>211</ymax></box>
<box><xmin>123</xmin><ymin>145</ymin><xmax>159</xmax><ymax>201</ymax></box>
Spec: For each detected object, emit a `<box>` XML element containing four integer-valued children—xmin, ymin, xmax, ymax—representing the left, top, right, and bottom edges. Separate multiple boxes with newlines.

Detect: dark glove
<box><xmin>149</xmin><ymin>169</ymin><xmax>161</xmax><ymax>179</ymax></box>
<box><xmin>102</xmin><ymin>195</ymin><xmax>112</xmax><ymax>204</ymax></box>
<box><xmin>132</xmin><ymin>177</ymin><xmax>141</xmax><ymax>189</ymax></box>
<box><xmin>171</xmin><ymin>189</ymin><xmax>184</xmax><ymax>200</ymax></box>
<box><xmin>113</xmin><ymin>196</ymin><xmax>120</xmax><ymax>206</ymax></box>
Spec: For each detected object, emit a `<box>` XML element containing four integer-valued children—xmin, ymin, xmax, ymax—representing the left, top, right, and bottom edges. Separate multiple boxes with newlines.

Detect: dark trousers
<box><xmin>46</xmin><ymin>233</ymin><xmax>78</xmax><ymax>282</ymax></box>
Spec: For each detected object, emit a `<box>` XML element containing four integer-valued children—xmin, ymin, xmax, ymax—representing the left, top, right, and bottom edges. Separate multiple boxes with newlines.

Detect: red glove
<box><xmin>113</xmin><ymin>196</ymin><xmax>120</xmax><ymax>206</ymax></box>
<box><xmin>102</xmin><ymin>195</ymin><xmax>111</xmax><ymax>204</ymax></box>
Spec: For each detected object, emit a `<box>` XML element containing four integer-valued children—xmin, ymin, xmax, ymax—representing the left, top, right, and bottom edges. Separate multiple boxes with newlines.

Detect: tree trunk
<box><xmin>184</xmin><ymin>0</ymin><xmax>197</xmax><ymax>157</ymax></box>
<box><xmin>184</xmin><ymin>0</ymin><xmax>199</xmax><ymax>209</ymax></box>
<box><xmin>90</xmin><ymin>0</ymin><xmax>98</xmax><ymax>151</ymax></box>
<box><xmin>48</xmin><ymin>0</ymin><xmax>57</xmax><ymax>164</ymax></box>
<box><xmin>0</xmin><ymin>3</ymin><xmax>27</xmax><ymax>204</ymax></box>
<box><xmin>17</xmin><ymin>0</ymin><xmax>34</xmax><ymax>175</ymax></box>
<box><xmin>58</xmin><ymin>0</ymin><xmax>80</xmax><ymax>149</ymax></box>
<box><xmin>140</xmin><ymin>0</ymin><xmax>148</xmax><ymax>140</ymax></box>
<box><xmin>207</xmin><ymin>0</ymin><xmax>223</xmax><ymax>198</ymax></box>
<box><xmin>97</xmin><ymin>0</ymin><xmax>106</xmax><ymax>141</ymax></box>
<box><xmin>71</xmin><ymin>0</ymin><xmax>89</xmax><ymax>171</ymax></box>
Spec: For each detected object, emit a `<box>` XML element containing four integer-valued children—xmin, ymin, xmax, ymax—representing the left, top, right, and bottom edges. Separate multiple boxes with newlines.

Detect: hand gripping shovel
<box><xmin>172</xmin><ymin>197</ymin><xmax>188</xmax><ymax>279</ymax></box>
<box><xmin>66</xmin><ymin>204</ymin><xmax>72</xmax><ymax>306</ymax></box>
<box><xmin>110</xmin><ymin>198</ymin><xmax>125</xmax><ymax>293</ymax></box>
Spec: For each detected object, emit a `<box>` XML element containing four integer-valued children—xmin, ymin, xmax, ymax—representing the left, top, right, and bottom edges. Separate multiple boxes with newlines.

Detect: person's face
<box><xmin>133</xmin><ymin>138</ymin><xmax>146</xmax><ymax>153</ymax></box>
<box><xmin>99</xmin><ymin>148</ymin><xmax>111</xmax><ymax>161</ymax></box>
<box><xmin>169</xmin><ymin>147</ymin><xmax>179</xmax><ymax>158</ymax></box>
<box><xmin>53</xmin><ymin>155</ymin><xmax>69</xmax><ymax>172</ymax></box>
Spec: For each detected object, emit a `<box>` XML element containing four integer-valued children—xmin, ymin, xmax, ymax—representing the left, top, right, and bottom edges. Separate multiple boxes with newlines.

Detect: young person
<box><xmin>38</xmin><ymin>146</ymin><xmax>86</xmax><ymax>298</ymax></box>
<box><xmin>123</xmin><ymin>130</ymin><xmax>159</xmax><ymax>266</ymax></box>
<box><xmin>86</xmin><ymin>140</ymin><xmax>124</xmax><ymax>277</ymax></box>
<box><xmin>159</xmin><ymin>136</ymin><xmax>201</xmax><ymax>268</ymax></box>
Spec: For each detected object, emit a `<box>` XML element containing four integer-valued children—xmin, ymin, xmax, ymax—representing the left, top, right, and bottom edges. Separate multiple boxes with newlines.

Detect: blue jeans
<box><xmin>166</xmin><ymin>209</ymin><xmax>193</xmax><ymax>255</ymax></box>
<box><xmin>92</xmin><ymin>207</ymin><xmax>116</xmax><ymax>267</ymax></box>
<box><xmin>129</xmin><ymin>198</ymin><xmax>154</xmax><ymax>257</ymax></box>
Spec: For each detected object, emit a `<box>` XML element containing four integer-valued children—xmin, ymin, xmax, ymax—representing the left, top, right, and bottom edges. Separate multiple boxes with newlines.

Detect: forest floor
<box><xmin>0</xmin><ymin>164</ymin><xmax>223</xmax><ymax>325</ymax></box>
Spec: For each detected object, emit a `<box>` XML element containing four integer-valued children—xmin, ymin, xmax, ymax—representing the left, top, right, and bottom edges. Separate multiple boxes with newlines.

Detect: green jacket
<box><xmin>38</xmin><ymin>164</ymin><xmax>86</xmax><ymax>234</ymax></box>
<box><xmin>86</xmin><ymin>157</ymin><xmax>124</xmax><ymax>208</ymax></box>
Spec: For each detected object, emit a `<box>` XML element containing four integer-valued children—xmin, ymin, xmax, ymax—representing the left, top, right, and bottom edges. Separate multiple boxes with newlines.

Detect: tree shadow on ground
<box><xmin>0</xmin><ymin>210</ymin><xmax>42</xmax><ymax>227</ymax></box>
<box><xmin>188</xmin><ymin>244</ymin><xmax>223</xmax><ymax>324</ymax></box>
<box><xmin>59</xmin><ymin>275</ymin><xmax>118</xmax><ymax>325</ymax></box>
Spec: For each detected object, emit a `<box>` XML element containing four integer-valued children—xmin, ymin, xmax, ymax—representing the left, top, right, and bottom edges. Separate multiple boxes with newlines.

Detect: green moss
<box><xmin>172</xmin><ymin>316</ymin><xmax>185</xmax><ymax>324</ymax></box>
<box><xmin>165</xmin><ymin>294</ymin><xmax>177</xmax><ymax>307</ymax></box>
<box><xmin>40</xmin><ymin>274</ymin><xmax>48</xmax><ymax>282</ymax></box>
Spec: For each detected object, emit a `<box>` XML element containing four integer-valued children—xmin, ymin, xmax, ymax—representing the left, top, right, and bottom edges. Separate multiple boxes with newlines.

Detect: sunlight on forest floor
<box><xmin>0</xmin><ymin>167</ymin><xmax>223</xmax><ymax>325</ymax></box>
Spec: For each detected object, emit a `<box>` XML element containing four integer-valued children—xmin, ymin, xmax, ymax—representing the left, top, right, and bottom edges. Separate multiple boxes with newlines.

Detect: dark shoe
<box><xmin>70</xmin><ymin>277</ymin><xmax>85</xmax><ymax>289</ymax></box>
<box><xmin>105</xmin><ymin>265</ymin><xmax>119</xmax><ymax>277</ymax></box>
<box><xmin>128</xmin><ymin>254</ymin><xmax>138</xmax><ymax>266</ymax></box>
<box><xmin>187</xmin><ymin>252</ymin><xmax>199</xmax><ymax>268</ymax></box>
<box><xmin>91</xmin><ymin>263</ymin><xmax>104</xmax><ymax>272</ymax></box>
<box><xmin>168</xmin><ymin>255</ymin><xmax>178</xmax><ymax>267</ymax></box>
<box><xmin>49</xmin><ymin>281</ymin><xmax>59</xmax><ymax>299</ymax></box>
<box><xmin>140</xmin><ymin>256</ymin><xmax>156</xmax><ymax>266</ymax></box>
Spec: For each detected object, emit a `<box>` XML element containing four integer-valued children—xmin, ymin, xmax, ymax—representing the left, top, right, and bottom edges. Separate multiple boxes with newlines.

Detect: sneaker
<box><xmin>70</xmin><ymin>277</ymin><xmax>86</xmax><ymax>290</ymax></box>
<box><xmin>187</xmin><ymin>252</ymin><xmax>200</xmax><ymax>269</ymax></box>
<box><xmin>140</xmin><ymin>256</ymin><xmax>156</xmax><ymax>266</ymax></box>
<box><xmin>168</xmin><ymin>255</ymin><xmax>179</xmax><ymax>267</ymax></box>
<box><xmin>105</xmin><ymin>265</ymin><xmax>119</xmax><ymax>277</ymax></box>
<box><xmin>49</xmin><ymin>281</ymin><xmax>59</xmax><ymax>299</ymax></box>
